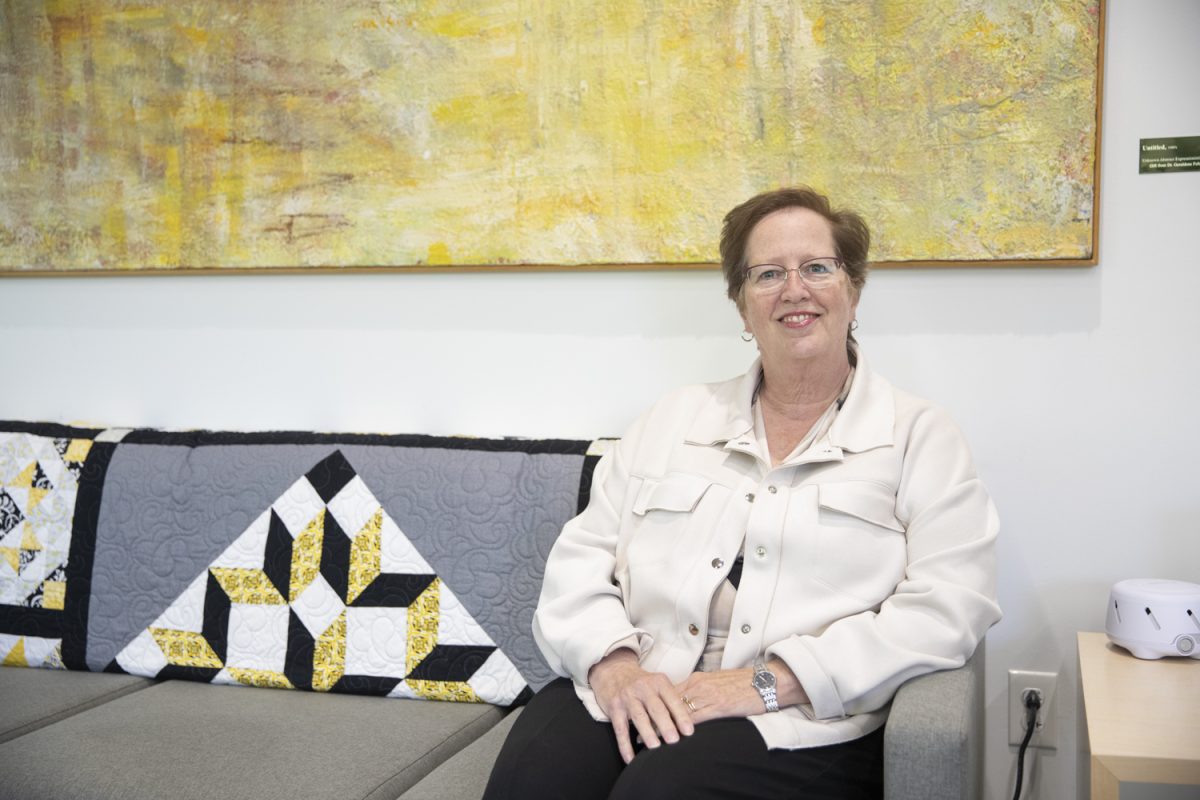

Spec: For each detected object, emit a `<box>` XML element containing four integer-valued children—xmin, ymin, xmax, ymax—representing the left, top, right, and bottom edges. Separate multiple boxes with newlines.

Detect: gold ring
<box><xmin>683</xmin><ymin>695</ymin><xmax>698</xmax><ymax>713</ymax></box>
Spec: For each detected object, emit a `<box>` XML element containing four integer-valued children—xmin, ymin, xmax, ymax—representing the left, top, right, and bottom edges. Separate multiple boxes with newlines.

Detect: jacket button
<box><xmin>755</xmin><ymin>546</ymin><xmax>767</xmax><ymax>558</ymax></box>
<box><xmin>688</xmin><ymin>624</ymin><xmax>700</xmax><ymax>636</ymax></box>
<box><xmin>745</xmin><ymin>493</ymin><xmax>755</xmax><ymax>502</ymax></box>
<box><xmin>767</xmin><ymin>485</ymin><xmax>777</xmax><ymax>494</ymax></box>
<box><xmin>712</xmin><ymin>558</ymin><xmax>724</xmax><ymax>569</ymax></box>
<box><xmin>741</xmin><ymin>624</ymin><xmax>752</xmax><ymax>634</ymax></box>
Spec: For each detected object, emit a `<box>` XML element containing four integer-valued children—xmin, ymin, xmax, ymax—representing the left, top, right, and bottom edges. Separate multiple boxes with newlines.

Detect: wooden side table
<box><xmin>1077</xmin><ymin>631</ymin><xmax>1200</xmax><ymax>799</ymax></box>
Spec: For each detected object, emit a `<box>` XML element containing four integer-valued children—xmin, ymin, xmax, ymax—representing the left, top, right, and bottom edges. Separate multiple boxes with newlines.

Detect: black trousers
<box><xmin>482</xmin><ymin>678</ymin><xmax>884</xmax><ymax>800</ymax></box>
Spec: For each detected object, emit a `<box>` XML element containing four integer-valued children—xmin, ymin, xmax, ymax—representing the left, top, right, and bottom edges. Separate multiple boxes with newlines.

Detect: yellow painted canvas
<box><xmin>0</xmin><ymin>0</ymin><xmax>1103</xmax><ymax>272</ymax></box>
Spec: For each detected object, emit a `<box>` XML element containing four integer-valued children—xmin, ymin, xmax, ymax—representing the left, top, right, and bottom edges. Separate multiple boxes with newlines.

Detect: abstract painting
<box><xmin>0</xmin><ymin>1</ymin><xmax>1104</xmax><ymax>273</ymax></box>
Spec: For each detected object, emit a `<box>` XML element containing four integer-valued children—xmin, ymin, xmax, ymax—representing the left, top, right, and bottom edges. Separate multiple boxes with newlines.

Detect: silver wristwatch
<box><xmin>752</xmin><ymin>658</ymin><xmax>779</xmax><ymax>712</ymax></box>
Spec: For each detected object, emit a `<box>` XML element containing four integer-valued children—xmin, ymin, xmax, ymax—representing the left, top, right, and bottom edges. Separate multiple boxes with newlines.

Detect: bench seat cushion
<box><xmin>0</xmin><ymin>679</ymin><xmax>504</xmax><ymax>800</ymax></box>
<box><xmin>399</xmin><ymin>707</ymin><xmax>523</xmax><ymax>800</ymax></box>
<box><xmin>0</xmin><ymin>666</ymin><xmax>152</xmax><ymax>744</ymax></box>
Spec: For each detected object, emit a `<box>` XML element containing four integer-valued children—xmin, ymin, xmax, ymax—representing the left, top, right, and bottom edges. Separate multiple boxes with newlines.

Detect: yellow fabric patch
<box><xmin>20</xmin><ymin>524</ymin><xmax>42</xmax><ymax>551</ymax></box>
<box><xmin>407</xmin><ymin>578</ymin><xmax>440</xmax><ymax>674</ymax></box>
<box><xmin>312</xmin><ymin>610</ymin><xmax>346</xmax><ymax>692</ymax></box>
<box><xmin>11</xmin><ymin>461</ymin><xmax>37</xmax><ymax>488</ymax></box>
<box><xmin>229</xmin><ymin>668</ymin><xmax>294</xmax><ymax>690</ymax></box>
<box><xmin>404</xmin><ymin>579</ymin><xmax>484</xmax><ymax>702</ymax></box>
<box><xmin>407</xmin><ymin>679</ymin><xmax>481</xmax><ymax>703</ymax></box>
<box><xmin>290</xmin><ymin>509</ymin><xmax>325</xmax><ymax>602</ymax></box>
<box><xmin>63</xmin><ymin>439</ymin><xmax>92</xmax><ymax>463</ymax></box>
<box><xmin>211</xmin><ymin>567</ymin><xmax>287</xmax><ymax>605</ymax></box>
<box><xmin>0</xmin><ymin>547</ymin><xmax>19</xmax><ymax>573</ymax></box>
<box><xmin>2</xmin><ymin>638</ymin><xmax>28</xmax><ymax>667</ymax></box>
<box><xmin>27</xmin><ymin>488</ymin><xmax>50</xmax><ymax>513</ymax></box>
<box><xmin>347</xmin><ymin>508</ymin><xmax>382</xmax><ymax>604</ymax></box>
<box><xmin>151</xmin><ymin>628</ymin><xmax>224</xmax><ymax>669</ymax></box>
<box><xmin>41</xmin><ymin>580</ymin><xmax>66</xmax><ymax>610</ymax></box>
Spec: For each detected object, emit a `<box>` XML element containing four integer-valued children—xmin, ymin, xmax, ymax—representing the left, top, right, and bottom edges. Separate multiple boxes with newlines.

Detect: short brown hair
<box><xmin>720</xmin><ymin>187</ymin><xmax>871</xmax><ymax>309</ymax></box>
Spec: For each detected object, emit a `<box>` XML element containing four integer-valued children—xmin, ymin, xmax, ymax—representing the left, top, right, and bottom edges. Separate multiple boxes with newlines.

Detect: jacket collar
<box><xmin>684</xmin><ymin>349</ymin><xmax>895</xmax><ymax>456</ymax></box>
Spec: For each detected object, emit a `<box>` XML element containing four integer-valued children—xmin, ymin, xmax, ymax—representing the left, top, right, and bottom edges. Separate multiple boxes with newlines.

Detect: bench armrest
<box><xmin>884</xmin><ymin>645</ymin><xmax>984</xmax><ymax>800</ymax></box>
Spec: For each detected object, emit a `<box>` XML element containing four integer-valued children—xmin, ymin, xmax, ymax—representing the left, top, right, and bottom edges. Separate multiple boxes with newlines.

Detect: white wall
<box><xmin>2</xmin><ymin>1</ymin><xmax>1198</xmax><ymax>797</ymax></box>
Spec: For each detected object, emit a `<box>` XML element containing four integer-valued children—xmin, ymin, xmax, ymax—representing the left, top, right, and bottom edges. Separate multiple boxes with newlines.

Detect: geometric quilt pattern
<box><xmin>112</xmin><ymin>450</ymin><xmax>528</xmax><ymax>704</ymax></box>
<box><xmin>0</xmin><ymin>431</ymin><xmax>93</xmax><ymax>669</ymax></box>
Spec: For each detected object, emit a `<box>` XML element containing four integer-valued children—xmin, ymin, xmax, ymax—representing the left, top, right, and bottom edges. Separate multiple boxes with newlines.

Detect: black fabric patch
<box><xmin>263</xmin><ymin>510</ymin><xmax>293</xmax><ymax>602</ymax></box>
<box><xmin>61</xmin><ymin>439</ymin><xmax>116</xmax><ymax>670</ymax></box>
<box><xmin>157</xmin><ymin>665</ymin><xmax>221</xmax><ymax>683</ymax></box>
<box><xmin>118</xmin><ymin>428</ymin><xmax>593</xmax><ymax>456</ymax></box>
<box><xmin>0</xmin><ymin>605</ymin><xmax>61</xmax><ymax>638</ymax></box>
<box><xmin>202</xmin><ymin>571</ymin><xmax>231</xmax><ymax>665</ymax></box>
<box><xmin>31</xmin><ymin>462</ymin><xmax>52</xmax><ymax>490</ymax></box>
<box><xmin>318</xmin><ymin>510</ymin><xmax>350</xmax><ymax>602</ymax></box>
<box><xmin>350</xmin><ymin>573</ymin><xmax>437</xmax><ymax>607</ymax></box>
<box><xmin>577</xmin><ymin>453</ymin><xmax>603</xmax><ymax>515</ymax></box>
<box><xmin>0</xmin><ymin>421</ymin><xmax>106</xmax><ymax>438</ymax></box>
<box><xmin>408</xmin><ymin>644</ymin><xmax>496</xmax><ymax>682</ymax></box>
<box><xmin>284</xmin><ymin>610</ymin><xmax>315</xmax><ymax>692</ymax></box>
<box><xmin>0</xmin><ymin>489</ymin><xmax>24</xmax><ymax>535</ymax></box>
<box><xmin>305</xmin><ymin>450</ymin><xmax>357</xmax><ymax>504</ymax></box>
<box><xmin>331</xmin><ymin>675</ymin><xmax>403</xmax><ymax>696</ymax></box>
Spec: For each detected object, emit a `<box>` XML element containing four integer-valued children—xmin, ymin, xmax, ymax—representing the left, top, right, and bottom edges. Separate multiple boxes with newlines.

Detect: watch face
<box><xmin>752</xmin><ymin>671</ymin><xmax>776</xmax><ymax>690</ymax></box>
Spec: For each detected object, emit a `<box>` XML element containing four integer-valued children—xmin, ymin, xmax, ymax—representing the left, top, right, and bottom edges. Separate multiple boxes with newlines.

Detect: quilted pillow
<box><xmin>0</xmin><ymin>423</ymin><xmax>103</xmax><ymax>670</ymax></box>
<box><xmin>0</xmin><ymin>423</ymin><xmax>608</xmax><ymax>706</ymax></box>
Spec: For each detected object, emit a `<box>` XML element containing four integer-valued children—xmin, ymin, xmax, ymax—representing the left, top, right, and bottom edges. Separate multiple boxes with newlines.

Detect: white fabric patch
<box><xmin>387</xmin><ymin>680</ymin><xmax>421</xmax><ymax>700</ymax></box>
<box><xmin>292</xmin><ymin>573</ymin><xmax>346</xmax><ymax>640</ymax></box>
<box><xmin>468</xmin><ymin>649</ymin><xmax>527</xmax><ymax>704</ymax></box>
<box><xmin>212</xmin><ymin>509</ymin><xmax>271</xmax><ymax>569</ymax></box>
<box><xmin>117</xmin><ymin>629</ymin><xmax>169</xmax><ymax>675</ymax></box>
<box><xmin>225</xmin><ymin>603</ymin><xmax>289</xmax><ymax>672</ymax></box>
<box><xmin>437</xmin><ymin>583</ymin><xmax>495</xmax><ymax>646</ymax></box>
<box><xmin>152</xmin><ymin>573</ymin><xmax>209</xmax><ymax>633</ymax></box>
<box><xmin>380</xmin><ymin>514</ymin><xmax>433</xmax><ymax>574</ymax></box>
<box><xmin>325</xmin><ymin>476</ymin><xmax>378</xmax><ymax>538</ymax></box>
<box><xmin>344</xmin><ymin>606</ymin><xmax>408</xmax><ymax>678</ymax></box>
<box><xmin>272</xmin><ymin>478</ymin><xmax>326</xmax><ymax>537</ymax></box>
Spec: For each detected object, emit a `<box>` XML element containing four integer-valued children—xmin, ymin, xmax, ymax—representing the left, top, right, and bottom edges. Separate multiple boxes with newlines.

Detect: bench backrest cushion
<box><xmin>0</xmin><ymin>422</ymin><xmax>607</xmax><ymax>706</ymax></box>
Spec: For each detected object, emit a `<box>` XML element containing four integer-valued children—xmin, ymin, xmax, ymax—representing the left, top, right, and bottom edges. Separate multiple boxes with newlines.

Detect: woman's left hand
<box><xmin>672</xmin><ymin>668</ymin><xmax>765</xmax><ymax>724</ymax></box>
<box><xmin>674</xmin><ymin>660</ymin><xmax>809</xmax><ymax>724</ymax></box>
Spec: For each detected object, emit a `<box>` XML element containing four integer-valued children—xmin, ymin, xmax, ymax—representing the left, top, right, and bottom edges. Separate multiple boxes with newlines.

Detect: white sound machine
<box><xmin>1105</xmin><ymin>578</ymin><xmax>1200</xmax><ymax>659</ymax></box>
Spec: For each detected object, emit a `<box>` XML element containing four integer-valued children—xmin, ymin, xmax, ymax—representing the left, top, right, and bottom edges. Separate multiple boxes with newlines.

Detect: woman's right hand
<box><xmin>587</xmin><ymin>649</ymin><xmax>695</xmax><ymax>764</ymax></box>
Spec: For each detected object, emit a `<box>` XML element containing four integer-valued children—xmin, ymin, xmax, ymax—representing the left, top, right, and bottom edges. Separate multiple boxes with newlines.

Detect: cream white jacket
<box><xmin>532</xmin><ymin>353</ymin><xmax>1001</xmax><ymax>749</ymax></box>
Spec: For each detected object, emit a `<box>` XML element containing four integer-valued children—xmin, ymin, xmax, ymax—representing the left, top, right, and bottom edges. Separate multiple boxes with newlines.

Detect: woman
<box><xmin>483</xmin><ymin>187</ymin><xmax>1001</xmax><ymax>800</ymax></box>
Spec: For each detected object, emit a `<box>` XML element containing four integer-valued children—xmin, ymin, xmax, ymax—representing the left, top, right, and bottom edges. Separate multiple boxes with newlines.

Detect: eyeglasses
<box><xmin>743</xmin><ymin>258</ymin><xmax>844</xmax><ymax>293</ymax></box>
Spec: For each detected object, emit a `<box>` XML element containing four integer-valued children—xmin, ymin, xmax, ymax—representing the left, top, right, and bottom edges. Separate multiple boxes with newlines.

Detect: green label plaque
<box><xmin>1139</xmin><ymin>136</ymin><xmax>1200</xmax><ymax>174</ymax></box>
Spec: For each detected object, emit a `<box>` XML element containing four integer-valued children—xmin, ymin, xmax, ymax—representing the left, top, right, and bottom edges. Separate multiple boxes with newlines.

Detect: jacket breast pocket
<box><xmin>814</xmin><ymin>481</ymin><xmax>906</xmax><ymax>604</ymax></box>
<box><xmin>626</xmin><ymin>473</ymin><xmax>716</xmax><ymax>566</ymax></box>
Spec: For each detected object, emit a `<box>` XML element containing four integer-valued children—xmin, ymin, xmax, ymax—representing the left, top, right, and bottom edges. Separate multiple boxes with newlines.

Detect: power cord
<box><xmin>1012</xmin><ymin>689</ymin><xmax>1043</xmax><ymax>800</ymax></box>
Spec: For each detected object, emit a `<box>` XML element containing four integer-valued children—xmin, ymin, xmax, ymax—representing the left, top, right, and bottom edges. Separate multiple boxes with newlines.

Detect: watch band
<box><xmin>752</xmin><ymin>658</ymin><xmax>779</xmax><ymax>713</ymax></box>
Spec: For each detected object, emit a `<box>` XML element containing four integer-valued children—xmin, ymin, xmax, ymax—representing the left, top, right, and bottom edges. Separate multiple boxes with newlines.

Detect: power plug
<box><xmin>1008</xmin><ymin>669</ymin><xmax>1057</xmax><ymax>750</ymax></box>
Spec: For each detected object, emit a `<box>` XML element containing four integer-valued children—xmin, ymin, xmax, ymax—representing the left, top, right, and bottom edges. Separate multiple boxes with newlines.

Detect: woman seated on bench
<box><xmin>484</xmin><ymin>186</ymin><xmax>1001</xmax><ymax>800</ymax></box>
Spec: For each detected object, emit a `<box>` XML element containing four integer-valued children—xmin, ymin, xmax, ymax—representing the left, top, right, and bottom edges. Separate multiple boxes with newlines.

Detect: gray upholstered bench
<box><xmin>0</xmin><ymin>422</ymin><xmax>982</xmax><ymax>800</ymax></box>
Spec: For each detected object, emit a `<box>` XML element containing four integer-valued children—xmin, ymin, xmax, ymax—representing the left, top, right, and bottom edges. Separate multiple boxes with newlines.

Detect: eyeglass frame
<box><xmin>742</xmin><ymin>257</ymin><xmax>846</xmax><ymax>293</ymax></box>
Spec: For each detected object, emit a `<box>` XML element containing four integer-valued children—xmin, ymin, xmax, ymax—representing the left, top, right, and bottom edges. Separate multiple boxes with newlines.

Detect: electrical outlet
<box><xmin>1008</xmin><ymin>669</ymin><xmax>1057</xmax><ymax>750</ymax></box>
